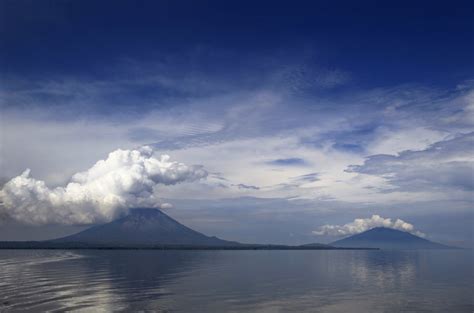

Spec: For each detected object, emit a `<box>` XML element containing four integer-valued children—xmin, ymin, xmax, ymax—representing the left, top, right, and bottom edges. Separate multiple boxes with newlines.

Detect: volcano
<box><xmin>54</xmin><ymin>208</ymin><xmax>238</xmax><ymax>246</ymax></box>
<box><xmin>331</xmin><ymin>227</ymin><xmax>455</xmax><ymax>249</ymax></box>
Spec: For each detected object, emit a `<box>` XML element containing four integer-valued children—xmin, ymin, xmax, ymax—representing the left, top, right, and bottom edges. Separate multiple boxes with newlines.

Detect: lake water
<box><xmin>0</xmin><ymin>249</ymin><xmax>472</xmax><ymax>312</ymax></box>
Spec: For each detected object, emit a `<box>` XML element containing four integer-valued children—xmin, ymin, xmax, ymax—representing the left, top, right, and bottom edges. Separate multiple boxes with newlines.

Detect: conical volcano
<box><xmin>54</xmin><ymin>208</ymin><xmax>237</xmax><ymax>246</ymax></box>
<box><xmin>331</xmin><ymin>227</ymin><xmax>454</xmax><ymax>249</ymax></box>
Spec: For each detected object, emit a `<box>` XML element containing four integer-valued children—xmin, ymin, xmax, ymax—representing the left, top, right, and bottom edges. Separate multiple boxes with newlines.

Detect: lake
<box><xmin>0</xmin><ymin>249</ymin><xmax>472</xmax><ymax>312</ymax></box>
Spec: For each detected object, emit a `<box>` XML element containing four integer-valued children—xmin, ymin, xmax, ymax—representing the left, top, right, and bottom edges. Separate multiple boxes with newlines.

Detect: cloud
<box><xmin>0</xmin><ymin>146</ymin><xmax>206</xmax><ymax>225</ymax></box>
<box><xmin>234</xmin><ymin>183</ymin><xmax>260</xmax><ymax>190</ymax></box>
<box><xmin>347</xmin><ymin>133</ymin><xmax>474</xmax><ymax>192</ymax></box>
<box><xmin>313</xmin><ymin>215</ymin><xmax>425</xmax><ymax>237</ymax></box>
<box><xmin>291</xmin><ymin>172</ymin><xmax>320</xmax><ymax>183</ymax></box>
<box><xmin>159</xmin><ymin>203</ymin><xmax>174</xmax><ymax>210</ymax></box>
<box><xmin>274</xmin><ymin>63</ymin><xmax>351</xmax><ymax>93</ymax></box>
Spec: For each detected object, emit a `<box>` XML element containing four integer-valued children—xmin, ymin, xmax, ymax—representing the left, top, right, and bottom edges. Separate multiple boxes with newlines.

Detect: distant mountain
<box><xmin>331</xmin><ymin>227</ymin><xmax>455</xmax><ymax>249</ymax></box>
<box><xmin>0</xmin><ymin>210</ymin><xmax>378</xmax><ymax>250</ymax></box>
<box><xmin>53</xmin><ymin>208</ymin><xmax>238</xmax><ymax>246</ymax></box>
<box><xmin>298</xmin><ymin>243</ymin><xmax>334</xmax><ymax>249</ymax></box>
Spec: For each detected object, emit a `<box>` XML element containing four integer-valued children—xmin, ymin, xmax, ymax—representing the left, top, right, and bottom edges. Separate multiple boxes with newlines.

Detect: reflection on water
<box><xmin>0</xmin><ymin>250</ymin><xmax>472</xmax><ymax>312</ymax></box>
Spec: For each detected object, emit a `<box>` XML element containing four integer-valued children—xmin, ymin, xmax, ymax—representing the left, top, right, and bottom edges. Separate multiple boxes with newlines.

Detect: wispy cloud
<box><xmin>234</xmin><ymin>184</ymin><xmax>260</xmax><ymax>190</ymax></box>
<box><xmin>347</xmin><ymin>133</ymin><xmax>474</xmax><ymax>193</ymax></box>
<box><xmin>1</xmin><ymin>54</ymin><xmax>473</xmax><ymax>241</ymax></box>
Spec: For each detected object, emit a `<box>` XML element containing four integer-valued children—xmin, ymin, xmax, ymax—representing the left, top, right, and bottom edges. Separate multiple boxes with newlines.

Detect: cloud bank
<box><xmin>0</xmin><ymin>146</ymin><xmax>206</xmax><ymax>225</ymax></box>
<box><xmin>313</xmin><ymin>215</ymin><xmax>425</xmax><ymax>237</ymax></box>
<box><xmin>347</xmin><ymin>132</ymin><xmax>474</xmax><ymax>193</ymax></box>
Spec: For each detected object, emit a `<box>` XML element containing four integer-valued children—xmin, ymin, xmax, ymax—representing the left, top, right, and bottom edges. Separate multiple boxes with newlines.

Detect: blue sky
<box><xmin>0</xmin><ymin>0</ymin><xmax>473</xmax><ymax>246</ymax></box>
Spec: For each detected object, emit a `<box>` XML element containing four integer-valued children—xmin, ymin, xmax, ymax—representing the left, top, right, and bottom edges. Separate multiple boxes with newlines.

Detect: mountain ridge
<box><xmin>0</xmin><ymin>208</ymin><xmax>373</xmax><ymax>249</ymax></box>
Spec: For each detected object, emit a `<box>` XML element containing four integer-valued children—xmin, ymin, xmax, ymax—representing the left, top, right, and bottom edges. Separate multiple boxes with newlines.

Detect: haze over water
<box><xmin>0</xmin><ymin>249</ymin><xmax>472</xmax><ymax>312</ymax></box>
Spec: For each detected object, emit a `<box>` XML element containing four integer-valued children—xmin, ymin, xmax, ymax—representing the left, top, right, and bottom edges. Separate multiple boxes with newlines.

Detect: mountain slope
<box><xmin>53</xmin><ymin>208</ymin><xmax>238</xmax><ymax>246</ymax></box>
<box><xmin>331</xmin><ymin>227</ymin><xmax>454</xmax><ymax>249</ymax></box>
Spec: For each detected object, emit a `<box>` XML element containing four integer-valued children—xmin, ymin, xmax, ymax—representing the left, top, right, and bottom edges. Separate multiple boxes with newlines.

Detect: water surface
<box><xmin>0</xmin><ymin>249</ymin><xmax>472</xmax><ymax>312</ymax></box>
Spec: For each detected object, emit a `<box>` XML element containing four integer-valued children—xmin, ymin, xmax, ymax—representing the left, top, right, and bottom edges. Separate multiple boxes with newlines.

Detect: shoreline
<box><xmin>0</xmin><ymin>242</ymin><xmax>378</xmax><ymax>250</ymax></box>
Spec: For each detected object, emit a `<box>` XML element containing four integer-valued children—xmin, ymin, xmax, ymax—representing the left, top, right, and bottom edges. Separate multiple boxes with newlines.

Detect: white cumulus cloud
<box><xmin>159</xmin><ymin>203</ymin><xmax>174</xmax><ymax>210</ymax></box>
<box><xmin>312</xmin><ymin>214</ymin><xmax>425</xmax><ymax>237</ymax></box>
<box><xmin>0</xmin><ymin>146</ymin><xmax>206</xmax><ymax>225</ymax></box>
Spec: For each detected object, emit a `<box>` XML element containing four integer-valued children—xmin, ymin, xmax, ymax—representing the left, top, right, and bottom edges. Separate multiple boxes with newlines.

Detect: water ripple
<box><xmin>0</xmin><ymin>250</ymin><xmax>472</xmax><ymax>312</ymax></box>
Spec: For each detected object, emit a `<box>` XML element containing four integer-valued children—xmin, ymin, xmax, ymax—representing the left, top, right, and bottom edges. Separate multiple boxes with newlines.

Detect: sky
<box><xmin>0</xmin><ymin>0</ymin><xmax>473</xmax><ymax>247</ymax></box>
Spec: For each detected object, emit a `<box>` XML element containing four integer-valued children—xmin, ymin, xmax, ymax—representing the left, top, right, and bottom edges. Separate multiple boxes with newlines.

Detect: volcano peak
<box><xmin>54</xmin><ymin>208</ymin><xmax>237</xmax><ymax>246</ymax></box>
